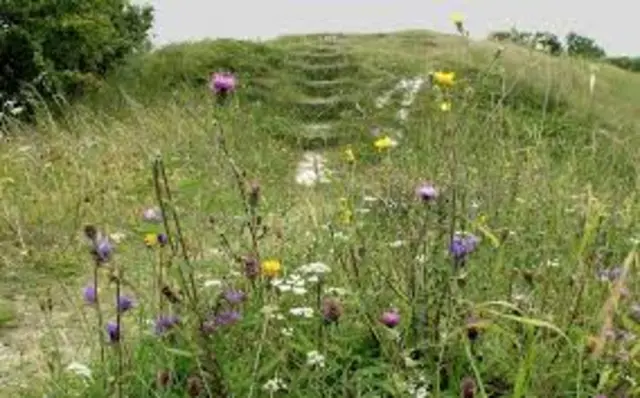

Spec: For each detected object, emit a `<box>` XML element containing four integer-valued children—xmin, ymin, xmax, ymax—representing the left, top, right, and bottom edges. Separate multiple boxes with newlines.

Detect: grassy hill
<box><xmin>1</xmin><ymin>28</ymin><xmax>640</xmax><ymax>397</ymax></box>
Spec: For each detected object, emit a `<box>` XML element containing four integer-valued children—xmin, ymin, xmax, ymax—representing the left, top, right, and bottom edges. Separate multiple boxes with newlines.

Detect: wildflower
<box><xmin>322</xmin><ymin>297</ymin><xmax>343</xmax><ymax>324</ymax></box>
<box><xmin>298</xmin><ymin>262</ymin><xmax>331</xmax><ymax>275</ymax></box>
<box><xmin>223</xmin><ymin>289</ymin><xmax>245</xmax><ymax>305</ymax></box>
<box><xmin>306</xmin><ymin>350</ymin><xmax>326</xmax><ymax>367</ymax></box>
<box><xmin>210</xmin><ymin>72</ymin><xmax>236</xmax><ymax>95</ymax></box>
<box><xmin>156</xmin><ymin>370</ymin><xmax>172</xmax><ymax>388</ymax></box>
<box><xmin>187</xmin><ymin>375</ymin><xmax>204</xmax><ymax>397</ymax></box>
<box><xmin>281</xmin><ymin>327</ymin><xmax>294</xmax><ymax>337</ymax></box>
<box><xmin>83</xmin><ymin>286</ymin><xmax>97</xmax><ymax>305</ymax></box>
<box><xmin>106</xmin><ymin>322</ymin><xmax>120</xmax><ymax>343</ymax></box>
<box><xmin>440</xmin><ymin>101</ymin><xmax>452</xmax><ymax>112</ymax></box>
<box><xmin>261</xmin><ymin>259</ymin><xmax>281</xmax><ymax>278</ymax></box>
<box><xmin>154</xmin><ymin>315</ymin><xmax>180</xmax><ymax>335</ymax></box>
<box><xmin>432</xmin><ymin>71</ymin><xmax>456</xmax><ymax>87</ymax></box>
<box><xmin>204</xmin><ymin>279</ymin><xmax>223</xmax><ymax>288</ymax></box>
<box><xmin>344</xmin><ymin>146</ymin><xmax>356</xmax><ymax>163</ymax></box>
<box><xmin>89</xmin><ymin>235</ymin><xmax>113</xmax><ymax>264</ymax></box>
<box><xmin>289</xmin><ymin>307</ymin><xmax>314</xmax><ymax>318</ymax></box>
<box><xmin>380</xmin><ymin>309</ymin><xmax>401</xmax><ymax>328</ymax></box>
<box><xmin>66</xmin><ymin>362</ymin><xmax>92</xmax><ymax>379</ymax></box>
<box><xmin>263</xmin><ymin>377</ymin><xmax>287</xmax><ymax>393</ymax></box>
<box><xmin>142</xmin><ymin>207</ymin><xmax>163</xmax><ymax>223</ymax></box>
<box><xmin>460</xmin><ymin>376</ymin><xmax>476</xmax><ymax>398</ymax></box>
<box><xmin>373</xmin><ymin>136</ymin><xmax>396</xmax><ymax>151</ymax></box>
<box><xmin>144</xmin><ymin>233</ymin><xmax>158</xmax><ymax>247</ymax></box>
<box><xmin>243</xmin><ymin>256</ymin><xmax>260</xmax><ymax>279</ymax></box>
<box><xmin>157</xmin><ymin>233</ymin><xmax>168</xmax><ymax>247</ymax></box>
<box><xmin>416</xmin><ymin>182</ymin><xmax>438</xmax><ymax>202</ymax></box>
<box><xmin>214</xmin><ymin>310</ymin><xmax>242</xmax><ymax>327</ymax></box>
<box><xmin>116</xmin><ymin>295</ymin><xmax>134</xmax><ymax>313</ymax></box>
<box><xmin>325</xmin><ymin>286</ymin><xmax>348</xmax><ymax>296</ymax></box>
<box><xmin>449</xmin><ymin>232</ymin><xmax>480</xmax><ymax>264</ymax></box>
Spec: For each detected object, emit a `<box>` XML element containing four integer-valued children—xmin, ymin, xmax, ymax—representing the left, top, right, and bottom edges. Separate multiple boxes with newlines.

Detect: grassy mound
<box><xmin>1</xmin><ymin>29</ymin><xmax>640</xmax><ymax>397</ymax></box>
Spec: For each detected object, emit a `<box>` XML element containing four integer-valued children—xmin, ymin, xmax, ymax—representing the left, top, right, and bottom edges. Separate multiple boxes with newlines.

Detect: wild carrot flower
<box><xmin>433</xmin><ymin>71</ymin><xmax>456</xmax><ymax>87</ymax></box>
<box><xmin>415</xmin><ymin>182</ymin><xmax>438</xmax><ymax>202</ymax></box>
<box><xmin>117</xmin><ymin>295</ymin><xmax>134</xmax><ymax>313</ymax></box>
<box><xmin>210</xmin><ymin>72</ymin><xmax>236</xmax><ymax>95</ymax></box>
<box><xmin>261</xmin><ymin>259</ymin><xmax>281</xmax><ymax>278</ymax></box>
<box><xmin>106</xmin><ymin>322</ymin><xmax>120</xmax><ymax>343</ymax></box>
<box><xmin>155</xmin><ymin>315</ymin><xmax>180</xmax><ymax>335</ymax></box>
<box><xmin>83</xmin><ymin>286</ymin><xmax>97</xmax><ymax>305</ymax></box>
<box><xmin>380</xmin><ymin>309</ymin><xmax>400</xmax><ymax>328</ymax></box>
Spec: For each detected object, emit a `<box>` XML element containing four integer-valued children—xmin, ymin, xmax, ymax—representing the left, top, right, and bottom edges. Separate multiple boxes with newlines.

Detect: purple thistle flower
<box><xmin>117</xmin><ymin>295</ymin><xmax>134</xmax><ymax>313</ymax></box>
<box><xmin>380</xmin><ymin>309</ymin><xmax>400</xmax><ymax>328</ymax></box>
<box><xmin>214</xmin><ymin>310</ymin><xmax>242</xmax><ymax>327</ymax></box>
<box><xmin>83</xmin><ymin>286</ymin><xmax>97</xmax><ymax>305</ymax></box>
<box><xmin>155</xmin><ymin>315</ymin><xmax>180</xmax><ymax>335</ymax></box>
<box><xmin>449</xmin><ymin>232</ymin><xmax>479</xmax><ymax>265</ymax></box>
<box><xmin>157</xmin><ymin>233</ymin><xmax>168</xmax><ymax>247</ymax></box>
<box><xmin>210</xmin><ymin>72</ymin><xmax>236</xmax><ymax>95</ymax></box>
<box><xmin>223</xmin><ymin>289</ymin><xmax>245</xmax><ymax>305</ymax></box>
<box><xmin>415</xmin><ymin>182</ymin><xmax>438</xmax><ymax>202</ymax></box>
<box><xmin>106</xmin><ymin>321</ymin><xmax>120</xmax><ymax>343</ymax></box>
<box><xmin>91</xmin><ymin>236</ymin><xmax>113</xmax><ymax>264</ymax></box>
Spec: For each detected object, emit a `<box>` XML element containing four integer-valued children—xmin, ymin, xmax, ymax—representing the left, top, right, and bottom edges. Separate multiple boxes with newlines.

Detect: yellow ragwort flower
<box><xmin>344</xmin><ymin>146</ymin><xmax>356</xmax><ymax>163</ymax></box>
<box><xmin>338</xmin><ymin>198</ymin><xmax>353</xmax><ymax>225</ymax></box>
<box><xmin>261</xmin><ymin>259</ymin><xmax>281</xmax><ymax>278</ymax></box>
<box><xmin>433</xmin><ymin>71</ymin><xmax>456</xmax><ymax>87</ymax></box>
<box><xmin>373</xmin><ymin>136</ymin><xmax>394</xmax><ymax>151</ymax></box>
<box><xmin>144</xmin><ymin>233</ymin><xmax>158</xmax><ymax>247</ymax></box>
<box><xmin>440</xmin><ymin>101</ymin><xmax>452</xmax><ymax>112</ymax></box>
<box><xmin>450</xmin><ymin>12</ymin><xmax>464</xmax><ymax>25</ymax></box>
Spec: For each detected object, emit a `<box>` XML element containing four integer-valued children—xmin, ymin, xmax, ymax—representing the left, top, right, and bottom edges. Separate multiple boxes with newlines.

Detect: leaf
<box><xmin>164</xmin><ymin>347</ymin><xmax>194</xmax><ymax>358</ymax></box>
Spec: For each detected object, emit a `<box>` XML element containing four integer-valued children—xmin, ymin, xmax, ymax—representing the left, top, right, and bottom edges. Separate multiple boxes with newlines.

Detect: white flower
<box><xmin>306</xmin><ymin>350</ymin><xmax>325</xmax><ymax>367</ymax></box>
<box><xmin>389</xmin><ymin>240</ymin><xmax>405</xmax><ymax>248</ymax></box>
<box><xmin>66</xmin><ymin>362</ymin><xmax>92</xmax><ymax>379</ymax></box>
<box><xmin>306</xmin><ymin>275</ymin><xmax>319</xmax><ymax>283</ymax></box>
<box><xmin>325</xmin><ymin>287</ymin><xmax>348</xmax><ymax>296</ymax></box>
<box><xmin>109</xmin><ymin>232</ymin><xmax>126</xmax><ymax>243</ymax></box>
<box><xmin>289</xmin><ymin>307</ymin><xmax>314</xmax><ymax>318</ymax></box>
<box><xmin>292</xmin><ymin>286</ymin><xmax>308</xmax><ymax>295</ymax></box>
<box><xmin>263</xmin><ymin>377</ymin><xmax>287</xmax><ymax>392</ymax></box>
<box><xmin>203</xmin><ymin>279</ymin><xmax>223</xmax><ymax>288</ymax></box>
<box><xmin>281</xmin><ymin>327</ymin><xmax>294</xmax><ymax>337</ymax></box>
<box><xmin>298</xmin><ymin>262</ymin><xmax>331</xmax><ymax>275</ymax></box>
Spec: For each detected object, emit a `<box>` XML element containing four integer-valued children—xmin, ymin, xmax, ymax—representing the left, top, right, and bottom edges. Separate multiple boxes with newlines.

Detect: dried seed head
<box><xmin>187</xmin><ymin>375</ymin><xmax>204</xmax><ymax>397</ymax></box>
<box><xmin>156</xmin><ymin>369</ymin><xmax>172</xmax><ymax>388</ymax></box>
<box><xmin>460</xmin><ymin>376</ymin><xmax>476</xmax><ymax>398</ymax></box>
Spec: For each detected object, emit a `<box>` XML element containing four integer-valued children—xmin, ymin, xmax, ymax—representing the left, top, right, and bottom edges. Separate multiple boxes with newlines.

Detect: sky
<box><xmin>133</xmin><ymin>0</ymin><xmax>638</xmax><ymax>56</ymax></box>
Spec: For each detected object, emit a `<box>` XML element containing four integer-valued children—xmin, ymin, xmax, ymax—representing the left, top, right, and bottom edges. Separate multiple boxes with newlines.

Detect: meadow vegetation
<box><xmin>1</xmin><ymin>10</ymin><xmax>640</xmax><ymax>398</ymax></box>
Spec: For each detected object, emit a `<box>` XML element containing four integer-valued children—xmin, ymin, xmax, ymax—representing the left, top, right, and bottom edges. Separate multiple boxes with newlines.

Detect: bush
<box><xmin>0</xmin><ymin>0</ymin><xmax>153</xmax><ymax>119</ymax></box>
<box><xmin>565</xmin><ymin>32</ymin><xmax>606</xmax><ymax>59</ymax></box>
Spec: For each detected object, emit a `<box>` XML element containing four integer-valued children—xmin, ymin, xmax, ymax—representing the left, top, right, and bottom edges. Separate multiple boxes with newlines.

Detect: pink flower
<box><xmin>210</xmin><ymin>72</ymin><xmax>236</xmax><ymax>95</ymax></box>
<box><xmin>380</xmin><ymin>309</ymin><xmax>400</xmax><ymax>328</ymax></box>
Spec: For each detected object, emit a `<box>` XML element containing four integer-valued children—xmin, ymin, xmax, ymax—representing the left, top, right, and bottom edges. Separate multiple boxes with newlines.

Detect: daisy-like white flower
<box><xmin>289</xmin><ymin>307</ymin><xmax>314</xmax><ymax>318</ymax></box>
<box><xmin>306</xmin><ymin>350</ymin><xmax>326</xmax><ymax>367</ymax></box>
<box><xmin>263</xmin><ymin>377</ymin><xmax>287</xmax><ymax>393</ymax></box>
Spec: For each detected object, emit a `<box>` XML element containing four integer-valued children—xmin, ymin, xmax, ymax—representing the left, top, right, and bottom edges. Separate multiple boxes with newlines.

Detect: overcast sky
<box><xmin>133</xmin><ymin>0</ymin><xmax>638</xmax><ymax>56</ymax></box>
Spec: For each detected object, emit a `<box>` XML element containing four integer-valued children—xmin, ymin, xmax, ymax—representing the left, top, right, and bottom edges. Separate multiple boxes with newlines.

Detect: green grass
<box><xmin>1</xmin><ymin>28</ymin><xmax>640</xmax><ymax>397</ymax></box>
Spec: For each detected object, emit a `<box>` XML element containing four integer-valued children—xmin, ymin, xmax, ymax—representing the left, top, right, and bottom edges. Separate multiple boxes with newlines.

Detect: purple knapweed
<box><xmin>106</xmin><ymin>321</ymin><xmax>120</xmax><ymax>343</ymax></box>
<box><xmin>223</xmin><ymin>289</ymin><xmax>245</xmax><ymax>305</ymax></box>
<box><xmin>380</xmin><ymin>309</ymin><xmax>401</xmax><ymax>328</ymax></box>
<box><xmin>117</xmin><ymin>295</ymin><xmax>134</xmax><ymax>313</ymax></box>
<box><xmin>449</xmin><ymin>232</ymin><xmax>479</xmax><ymax>265</ymax></box>
<box><xmin>415</xmin><ymin>182</ymin><xmax>438</xmax><ymax>202</ymax></box>
<box><xmin>214</xmin><ymin>310</ymin><xmax>242</xmax><ymax>327</ymax></box>
<box><xmin>157</xmin><ymin>233</ymin><xmax>168</xmax><ymax>247</ymax></box>
<box><xmin>210</xmin><ymin>72</ymin><xmax>236</xmax><ymax>95</ymax></box>
<box><xmin>83</xmin><ymin>286</ymin><xmax>97</xmax><ymax>305</ymax></box>
<box><xmin>92</xmin><ymin>236</ymin><xmax>113</xmax><ymax>264</ymax></box>
<box><xmin>155</xmin><ymin>315</ymin><xmax>180</xmax><ymax>335</ymax></box>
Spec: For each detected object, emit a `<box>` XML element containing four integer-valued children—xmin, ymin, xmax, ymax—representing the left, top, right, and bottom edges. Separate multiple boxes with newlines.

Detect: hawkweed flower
<box><xmin>143</xmin><ymin>233</ymin><xmax>158</xmax><ymax>247</ymax></box>
<box><xmin>106</xmin><ymin>321</ymin><xmax>120</xmax><ymax>343</ymax></box>
<box><xmin>155</xmin><ymin>315</ymin><xmax>180</xmax><ymax>335</ymax></box>
<box><xmin>83</xmin><ymin>286</ymin><xmax>97</xmax><ymax>305</ymax></box>
<box><xmin>261</xmin><ymin>259</ymin><xmax>281</xmax><ymax>278</ymax></box>
<box><xmin>223</xmin><ymin>289</ymin><xmax>246</xmax><ymax>305</ymax></box>
<box><xmin>380</xmin><ymin>309</ymin><xmax>400</xmax><ymax>328</ymax></box>
<box><xmin>243</xmin><ymin>256</ymin><xmax>260</xmax><ymax>280</ymax></box>
<box><xmin>373</xmin><ymin>136</ymin><xmax>396</xmax><ymax>152</ymax></box>
<box><xmin>117</xmin><ymin>295</ymin><xmax>134</xmax><ymax>313</ymax></box>
<box><xmin>344</xmin><ymin>146</ymin><xmax>356</xmax><ymax>163</ymax></box>
<box><xmin>322</xmin><ymin>297</ymin><xmax>343</xmax><ymax>324</ymax></box>
<box><xmin>415</xmin><ymin>182</ymin><xmax>438</xmax><ymax>202</ymax></box>
<box><xmin>142</xmin><ymin>207</ymin><xmax>163</xmax><ymax>223</ymax></box>
<box><xmin>432</xmin><ymin>71</ymin><xmax>456</xmax><ymax>88</ymax></box>
<box><xmin>210</xmin><ymin>72</ymin><xmax>236</xmax><ymax>95</ymax></box>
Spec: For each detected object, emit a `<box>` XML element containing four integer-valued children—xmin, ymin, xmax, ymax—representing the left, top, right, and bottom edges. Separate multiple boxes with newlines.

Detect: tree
<box><xmin>565</xmin><ymin>32</ymin><xmax>606</xmax><ymax>59</ymax></box>
<box><xmin>0</xmin><ymin>0</ymin><xmax>153</xmax><ymax>119</ymax></box>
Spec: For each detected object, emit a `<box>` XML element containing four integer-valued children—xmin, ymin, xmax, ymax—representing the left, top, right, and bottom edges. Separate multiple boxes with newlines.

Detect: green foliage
<box><xmin>606</xmin><ymin>56</ymin><xmax>640</xmax><ymax>72</ymax></box>
<box><xmin>0</xmin><ymin>0</ymin><xmax>153</xmax><ymax>117</ymax></box>
<box><xmin>565</xmin><ymin>32</ymin><xmax>606</xmax><ymax>59</ymax></box>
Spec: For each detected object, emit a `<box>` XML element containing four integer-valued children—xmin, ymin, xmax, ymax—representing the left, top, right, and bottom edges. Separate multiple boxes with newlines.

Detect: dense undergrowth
<box><xmin>1</xmin><ymin>26</ymin><xmax>640</xmax><ymax>398</ymax></box>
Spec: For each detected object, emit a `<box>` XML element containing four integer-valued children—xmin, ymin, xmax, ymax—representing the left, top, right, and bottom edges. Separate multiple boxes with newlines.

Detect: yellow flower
<box><xmin>433</xmin><ymin>71</ymin><xmax>455</xmax><ymax>87</ymax></box>
<box><xmin>338</xmin><ymin>198</ymin><xmax>353</xmax><ymax>225</ymax></box>
<box><xmin>440</xmin><ymin>101</ymin><xmax>452</xmax><ymax>112</ymax></box>
<box><xmin>344</xmin><ymin>146</ymin><xmax>356</xmax><ymax>163</ymax></box>
<box><xmin>144</xmin><ymin>233</ymin><xmax>158</xmax><ymax>247</ymax></box>
<box><xmin>373</xmin><ymin>136</ymin><xmax>395</xmax><ymax>151</ymax></box>
<box><xmin>450</xmin><ymin>12</ymin><xmax>464</xmax><ymax>25</ymax></box>
<box><xmin>261</xmin><ymin>259</ymin><xmax>281</xmax><ymax>278</ymax></box>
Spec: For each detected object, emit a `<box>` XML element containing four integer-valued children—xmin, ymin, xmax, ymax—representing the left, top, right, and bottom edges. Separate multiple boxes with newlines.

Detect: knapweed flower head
<box><xmin>117</xmin><ymin>295</ymin><xmax>134</xmax><ymax>313</ymax></box>
<box><xmin>432</xmin><ymin>71</ymin><xmax>456</xmax><ymax>88</ymax></box>
<box><xmin>214</xmin><ymin>310</ymin><xmax>242</xmax><ymax>327</ymax></box>
<box><xmin>243</xmin><ymin>256</ymin><xmax>260</xmax><ymax>279</ymax></box>
<box><xmin>373</xmin><ymin>136</ymin><xmax>396</xmax><ymax>152</ymax></box>
<box><xmin>322</xmin><ymin>297</ymin><xmax>343</xmax><ymax>324</ymax></box>
<box><xmin>155</xmin><ymin>315</ymin><xmax>180</xmax><ymax>335</ymax></box>
<box><xmin>261</xmin><ymin>259</ymin><xmax>281</xmax><ymax>278</ymax></box>
<box><xmin>415</xmin><ymin>182</ymin><xmax>438</xmax><ymax>202</ymax></box>
<box><xmin>91</xmin><ymin>235</ymin><xmax>113</xmax><ymax>264</ymax></box>
<box><xmin>83</xmin><ymin>285</ymin><xmax>97</xmax><ymax>305</ymax></box>
<box><xmin>142</xmin><ymin>207</ymin><xmax>163</xmax><ymax>223</ymax></box>
<box><xmin>210</xmin><ymin>72</ymin><xmax>236</xmax><ymax>95</ymax></box>
<box><xmin>106</xmin><ymin>321</ymin><xmax>120</xmax><ymax>343</ymax></box>
<box><xmin>380</xmin><ymin>309</ymin><xmax>401</xmax><ymax>328</ymax></box>
<box><xmin>223</xmin><ymin>289</ymin><xmax>245</xmax><ymax>305</ymax></box>
<box><xmin>460</xmin><ymin>376</ymin><xmax>476</xmax><ymax>398</ymax></box>
<box><xmin>449</xmin><ymin>232</ymin><xmax>479</xmax><ymax>263</ymax></box>
<box><xmin>157</xmin><ymin>232</ymin><xmax>168</xmax><ymax>247</ymax></box>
